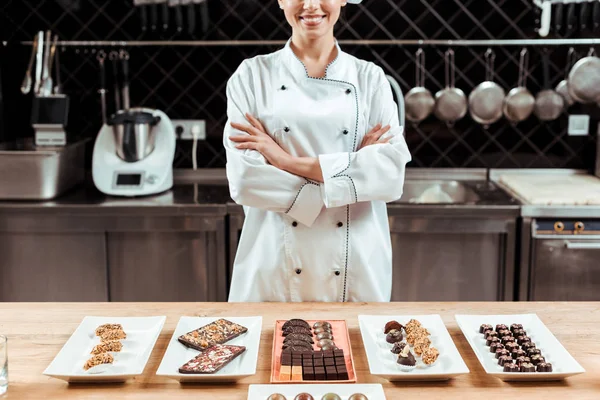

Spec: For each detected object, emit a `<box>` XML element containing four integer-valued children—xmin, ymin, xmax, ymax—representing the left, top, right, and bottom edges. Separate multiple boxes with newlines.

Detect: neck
<box><xmin>290</xmin><ymin>34</ymin><xmax>337</xmax><ymax>64</ymax></box>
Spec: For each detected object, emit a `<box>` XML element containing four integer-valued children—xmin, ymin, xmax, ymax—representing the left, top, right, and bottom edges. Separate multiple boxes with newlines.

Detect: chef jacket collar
<box><xmin>282</xmin><ymin>37</ymin><xmax>344</xmax><ymax>80</ymax></box>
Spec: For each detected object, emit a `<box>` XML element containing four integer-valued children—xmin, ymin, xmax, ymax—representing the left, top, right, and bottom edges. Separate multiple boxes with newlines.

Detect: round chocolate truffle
<box><xmin>386</xmin><ymin>329</ymin><xmax>403</xmax><ymax>344</ymax></box>
<box><xmin>321</xmin><ymin>394</ymin><xmax>342</xmax><ymax>400</ymax></box>
<box><xmin>313</xmin><ymin>321</ymin><xmax>331</xmax><ymax>330</ymax></box>
<box><xmin>495</xmin><ymin>324</ymin><xmax>509</xmax><ymax>332</ymax></box>
<box><xmin>294</xmin><ymin>394</ymin><xmax>314</xmax><ymax>400</ymax></box>
<box><xmin>498</xmin><ymin>355</ymin><xmax>513</xmax><ymax>366</ymax></box>
<box><xmin>348</xmin><ymin>395</ymin><xmax>369</xmax><ymax>400</ymax></box>
<box><xmin>490</xmin><ymin>342</ymin><xmax>504</xmax><ymax>353</ymax></box>
<box><xmin>320</xmin><ymin>344</ymin><xmax>337</xmax><ymax>351</ymax></box>
<box><xmin>317</xmin><ymin>332</ymin><xmax>333</xmax><ymax>341</ymax></box>
<box><xmin>314</xmin><ymin>327</ymin><xmax>332</xmax><ymax>335</ymax></box>
<box><xmin>503</xmin><ymin>363</ymin><xmax>520</xmax><ymax>372</ymax></box>
<box><xmin>495</xmin><ymin>348</ymin><xmax>510</xmax><ymax>359</ymax></box>
<box><xmin>267</xmin><ymin>394</ymin><xmax>288</xmax><ymax>400</ymax></box>
<box><xmin>530</xmin><ymin>354</ymin><xmax>546</xmax><ymax>365</ymax></box>
<box><xmin>486</xmin><ymin>336</ymin><xmax>500</xmax><ymax>346</ymax></box>
<box><xmin>384</xmin><ymin>320</ymin><xmax>403</xmax><ymax>334</ymax></box>
<box><xmin>520</xmin><ymin>362</ymin><xmax>536</xmax><ymax>372</ymax></box>
<box><xmin>537</xmin><ymin>362</ymin><xmax>553</xmax><ymax>372</ymax></box>
<box><xmin>391</xmin><ymin>341</ymin><xmax>407</xmax><ymax>354</ymax></box>
<box><xmin>397</xmin><ymin>345</ymin><xmax>417</xmax><ymax>367</ymax></box>
<box><xmin>527</xmin><ymin>348</ymin><xmax>542</xmax><ymax>358</ymax></box>
<box><xmin>317</xmin><ymin>339</ymin><xmax>335</xmax><ymax>348</ymax></box>
<box><xmin>479</xmin><ymin>324</ymin><xmax>493</xmax><ymax>334</ymax></box>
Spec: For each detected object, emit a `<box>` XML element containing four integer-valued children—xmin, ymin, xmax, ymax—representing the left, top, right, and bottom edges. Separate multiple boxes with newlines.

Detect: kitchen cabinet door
<box><xmin>390</xmin><ymin>232</ymin><xmax>503</xmax><ymax>301</ymax></box>
<box><xmin>0</xmin><ymin>232</ymin><xmax>108</xmax><ymax>301</ymax></box>
<box><xmin>107</xmin><ymin>228</ymin><xmax>227</xmax><ymax>302</ymax></box>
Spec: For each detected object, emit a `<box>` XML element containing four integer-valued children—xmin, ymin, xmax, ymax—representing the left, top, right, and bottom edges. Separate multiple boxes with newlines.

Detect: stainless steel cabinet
<box><xmin>106</xmin><ymin>214</ymin><xmax>228</xmax><ymax>302</ymax></box>
<box><xmin>0</xmin><ymin>230</ymin><xmax>107</xmax><ymax>301</ymax></box>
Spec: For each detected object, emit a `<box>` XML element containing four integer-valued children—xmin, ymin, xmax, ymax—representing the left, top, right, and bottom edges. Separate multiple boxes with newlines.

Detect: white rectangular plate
<box><xmin>358</xmin><ymin>314</ymin><xmax>469</xmax><ymax>381</ymax></box>
<box><xmin>248</xmin><ymin>384</ymin><xmax>386</xmax><ymax>400</ymax></box>
<box><xmin>43</xmin><ymin>316</ymin><xmax>166</xmax><ymax>383</ymax></box>
<box><xmin>156</xmin><ymin>316</ymin><xmax>261</xmax><ymax>382</ymax></box>
<box><xmin>455</xmin><ymin>313</ymin><xmax>585</xmax><ymax>381</ymax></box>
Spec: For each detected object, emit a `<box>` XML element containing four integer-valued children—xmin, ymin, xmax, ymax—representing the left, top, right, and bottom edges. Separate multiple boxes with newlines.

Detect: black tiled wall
<box><xmin>0</xmin><ymin>0</ymin><xmax>597</xmax><ymax>169</ymax></box>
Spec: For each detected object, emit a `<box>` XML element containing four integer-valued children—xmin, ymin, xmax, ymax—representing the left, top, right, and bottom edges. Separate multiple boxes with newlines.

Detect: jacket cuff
<box><xmin>318</xmin><ymin>152</ymin><xmax>356</xmax><ymax>208</ymax></box>
<box><xmin>286</xmin><ymin>182</ymin><xmax>324</xmax><ymax>227</ymax></box>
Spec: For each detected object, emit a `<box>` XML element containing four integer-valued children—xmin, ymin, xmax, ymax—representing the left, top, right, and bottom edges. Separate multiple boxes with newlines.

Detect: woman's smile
<box><xmin>299</xmin><ymin>14</ymin><xmax>327</xmax><ymax>28</ymax></box>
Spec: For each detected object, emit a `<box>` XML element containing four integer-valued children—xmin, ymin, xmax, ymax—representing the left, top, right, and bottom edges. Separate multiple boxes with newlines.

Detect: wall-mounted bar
<box><xmin>14</xmin><ymin>38</ymin><xmax>600</xmax><ymax>47</ymax></box>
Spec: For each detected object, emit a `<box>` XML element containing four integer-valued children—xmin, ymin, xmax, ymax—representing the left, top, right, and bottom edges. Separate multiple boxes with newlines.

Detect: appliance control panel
<box><xmin>535</xmin><ymin>219</ymin><xmax>600</xmax><ymax>235</ymax></box>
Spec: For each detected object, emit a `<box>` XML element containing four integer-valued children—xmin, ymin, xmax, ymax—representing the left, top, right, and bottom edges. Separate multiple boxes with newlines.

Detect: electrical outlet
<box><xmin>567</xmin><ymin>115</ymin><xmax>589</xmax><ymax>136</ymax></box>
<box><xmin>172</xmin><ymin>119</ymin><xmax>207</xmax><ymax>140</ymax></box>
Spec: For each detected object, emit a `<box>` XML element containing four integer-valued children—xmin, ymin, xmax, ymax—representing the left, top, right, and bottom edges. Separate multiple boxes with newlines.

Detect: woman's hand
<box><xmin>358</xmin><ymin>123</ymin><xmax>392</xmax><ymax>150</ymax></box>
<box><xmin>230</xmin><ymin>113</ymin><xmax>291</xmax><ymax>169</ymax></box>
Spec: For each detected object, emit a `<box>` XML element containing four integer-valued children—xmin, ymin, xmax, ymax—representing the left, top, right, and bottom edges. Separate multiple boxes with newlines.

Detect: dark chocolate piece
<box><xmin>337</xmin><ymin>368</ymin><xmax>349</xmax><ymax>380</ymax></box>
<box><xmin>501</xmin><ymin>335</ymin><xmax>516</xmax><ymax>345</ymax></box>
<box><xmin>520</xmin><ymin>362</ymin><xmax>536</xmax><ymax>372</ymax></box>
<box><xmin>495</xmin><ymin>324</ymin><xmax>509</xmax><ymax>332</ymax></box>
<box><xmin>282</xmin><ymin>319</ymin><xmax>310</xmax><ymax>330</ymax></box>
<box><xmin>512</xmin><ymin>349</ymin><xmax>527</xmax><ymax>359</ymax></box>
<box><xmin>303</xmin><ymin>366</ymin><xmax>315</xmax><ymax>380</ymax></box>
<box><xmin>392</xmin><ymin>342</ymin><xmax>407</xmax><ymax>354</ymax></box>
<box><xmin>292</xmin><ymin>358</ymin><xmax>302</xmax><ymax>366</ymax></box>
<box><xmin>479</xmin><ymin>324</ymin><xmax>493</xmax><ymax>334</ymax></box>
<box><xmin>537</xmin><ymin>362</ymin><xmax>553</xmax><ymax>372</ymax></box>
<box><xmin>333</xmin><ymin>349</ymin><xmax>344</xmax><ymax>358</ymax></box>
<box><xmin>498</xmin><ymin>355</ymin><xmax>513</xmax><ymax>366</ymax></box>
<box><xmin>530</xmin><ymin>354</ymin><xmax>546</xmax><ymax>365</ymax></box>
<box><xmin>384</xmin><ymin>320</ymin><xmax>404</xmax><ymax>334</ymax></box>
<box><xmin>386</xmin><ymin>329</ymin><xmax>403</xmax><ymax>343</ymax></box>
<box><xmin>325</xmin><ymin>366</ymin><xmax>338</xmax><ymax>380</ymax></box>
<box><xmin>285</xmin><ymin>345</ymin><xmax>313</xmax><ymax>353</ymax></box>
<box><xmin>313</xmin><ymin>321</ymin><xmax>332</xmax><ymax>330</ymax></box>
<box><xmin>397</xmin><ymin>346</ymin><xmax>417</xmax><ymax>367</ymax></box>
<box><xmin>314</xmin><ymin>367</ymin><xmax>326</xmax><ymax>380</ymax></box>
<box><xmin>503</xmin><ymin>363</ymin><xmax>520</xmax><ymax>372</ymax></box>
<box><xmin>314</xmin><ymin>358</ymin><xmax>324</xmax><ymax>366</ymax></box>
<box><xmin>324</xmin><ymin>358</ymin><xmax>335</xmax><ymax>366</ymax></box>
<box><xmin>515</xmin><ymin>356</ymin><xmax>531</xmax><ymax>366</ymax></box>
<box><xmin>498</xmin><ymin>329</ymin><xmax>511</xmax><ymax>337</ymax></box>
<box><xmin>505</xmin><ymin>342</ymin><xmax>519</xmax><ymax>353</ymax></box>
<box><xmin>334</xmin><ymin>356</ymin><xmax>345</xmax><ymax>365</ymax></box>
<box><xmin>284</xmin><ymin>333</ymin><xmax>314</xmax><ymax>345</ymax></box>
<box><xmin>282</xmin><ymin>340</ymin><xmax>313</xmax><ymax>350</ymax></box>
<box><xmin>282</xmin><ymin>326</ymin><xmax>312</xmax><ymax>336</ymax></box>
<box><xmin>490</xmin><ymin>342</ymin><xmax>504</xmax><ymax>353</ymax></box>
<box><xmin>323</xmin><ymin>350</ymin><xmax>334</xmax><ymax>358</ymax></box>
<box><xmin>484</xmin><ymin>331</ymin><xmax>498</xmax><ymax>340</ymax></box>
<box><xmin>518</xmin><ymin>336</ymin><xmax>532</xmax><ymax>345</ymax></box>
<box><xmin>178</xmin><ymin>344</ymin><xmax>246</xmax><ymax>374</ymax></box>
<box><xmin>496</xmin><ymin>349</ymin><xmax>510</xmax><ymax>359</ymax></box>
<box><xmin>527</xmin><ymin>348</ymin><xmax>542</xmax><ymax>358</ymax></box>
<box><xmin>177</xmin><ymin>319</ymin><xmax>248</xmax><ymax>352</ymax></box>
<box><xmin>486</xmin><ymin>336</ymin><xmax>501</xmax><ymax>346</ymax></box>
<box><xmin>510</xmin><ymin>323</ymin><xmax>523</xmax><ymax>333</ymax></box>
<box><xmin>513</xmin><ymin>328</ymin><xmax>526</xmax><ymax>337</ymax></box>
<box><xmin>521</xmin><ymin>342</ymin><xmax>536</xmax><ymax>352</ymax></box>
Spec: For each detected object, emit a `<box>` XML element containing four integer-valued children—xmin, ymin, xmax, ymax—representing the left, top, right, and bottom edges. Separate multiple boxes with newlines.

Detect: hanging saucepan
<box><xmin>433</xmin><ymin>49</ymin><xmax>467</xmax><ymax>125</ymax></box>
<box><xmin>567</xmin><ymin>47</ymin><xmax>600</xmax><ymax>104</ymax></box>
<box><xmin>468</xmin><ymin>49</ymin><xmax>505</xmax><ymax>126</ymax></box>
<box><xmin>534</xmin><ymin>49</ymin><xmax>564</xmax><ymax>121</ymax></box>
<box><xmin>503</xmin><ymin>48</ymin><xmax>535</xmax><ymax>123</ymax></box>
<box><xmin>404</xmin><ymin>48</ymin><xmax>435</xmax><ymax>123</ymax></box>
<box><xmin>555</xmin><ymin>47</ymin><xmax>576</xmax><ymax>108</ymax></box>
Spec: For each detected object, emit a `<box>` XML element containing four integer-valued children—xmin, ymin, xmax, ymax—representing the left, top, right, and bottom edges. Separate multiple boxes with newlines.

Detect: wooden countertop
<box><xmin>1</xmin><ymin>302</ymin><xmax>599</xmax><ymax>400</ymax></box>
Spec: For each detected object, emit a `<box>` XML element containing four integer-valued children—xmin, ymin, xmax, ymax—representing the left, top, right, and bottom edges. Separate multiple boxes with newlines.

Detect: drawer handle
<box><xmin>564</xmin><ymin>241</ymin><xmax>600</xmax><ymax>250</ymax></box>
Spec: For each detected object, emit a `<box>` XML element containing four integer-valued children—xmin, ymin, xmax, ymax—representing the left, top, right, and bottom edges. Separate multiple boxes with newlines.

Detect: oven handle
<box><xmin>565</xmin><ymin>241</ymin><xmax>600</xmax><ymax>250</ymax></box>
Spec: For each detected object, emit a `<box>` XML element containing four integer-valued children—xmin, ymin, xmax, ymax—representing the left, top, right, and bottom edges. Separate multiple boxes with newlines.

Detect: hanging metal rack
<box><xmin>13</xmin><ymin>38</ymin><xmax>600</xmax><ymax>47</ymax></box>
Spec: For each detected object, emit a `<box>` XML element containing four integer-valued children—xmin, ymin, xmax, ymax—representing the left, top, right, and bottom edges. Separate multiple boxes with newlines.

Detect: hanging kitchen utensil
<box><xmin>554</xmin><ymin>2</ymin><xmax>564</xmax><ymax>35</ymax></box>
<box><xmin>120</xmin><ymin>50</ymin><xmax>131</xmax><ymax>111</ymax></box>
<box><xmin>534</xmin><ymin>49</ymin><xmax>564</xmax><ymax>121</ymax></box>
<box><xmin>198</xmin><ymin>0</ymin><xmax>209</xmax><ymax>34</ymax></box>
<box><xmin>133</xmin><ymin>0</ymin><xmax>149</xmax><ymax>33</ymax></box>
<box><xmin>404</xmin><ymin>48</ymin><xmax>435</xmax><ymax>123</ymax></box>
<box><xmin>21</xmin><ymin>34</ymin><xmax>38</xmax><ymax>94</ymax></box>
<box><xmin>555</xmin><ymin>47</ymin><xmax>576</xmax><ymax>108</ymax></box>
<box><xmin>150</xmin><ymin>0</ymin><xmax>158</xmax><ymax>31</ymax></box>
<box><xmin>594</xmin><ymin>0</ymin><xmax>600</xmax><ymax>34</ymax></box>
<box><xmin>182</xmin><ymin>0</ymin><xmax>196</xmax><ymax>35</ymax></box>
<box><xmin>38</xmin><ymin>30</ymin><xmax>52</xmax><ymax>97</ymax></box>
<box><xmin>567</xmin><ymin>47</ymin><xmax>600</xmax><ymax>104</ymax></box>
<box><xmin>97</xmin><ymin>50</ymin><xmax>108</xmax><ymax>125</ymax></box>
<box><xmin>503</xmin><ymin>48</ymin><xmax>535</xmax><ymax>123</ymax></box>
<box><xmin>109</xmin><ymin>51</ymin><xmax>122</xmax><ymax>112</ymax></box>
<box><xmin>433</xmin><ymin>49</ymin><xmax>467</xmax><ymax>124</ymax></box>
<box><xmin>579</xmin><ymin>0</ymin><xmax>591</xmax><ymax>34</ymax></box>
<box><xmin>566</xmin><ymin>2</ymin><xmax>577</xmax><ymax>36</ymax></box>
<box><xmin>169</xmin><ymin>0</ymin><xmax>183</xmax><ymax>33</ymax></box>
<box><xmin>53</xmin><ymin>45</ymin><xmax>63</xmax><ymax>95</ymax></box>
<box><xmin>33</xmin><ymin>31</ymin><xmax>44</xmax><ymax>95</ymax></box>
<box><xmin>161</xmin><ymin>0</ymin><xmax>169</xmax><ymax>30</ymax></box>
<box><xmin>40</xmin><ymin>34</ymin><xmax>58</xmax><ymax>97</ymax></box>
<box><xmin>468</xmin><ymin>48</ymin><xmax>505</xmax><ymax>126</ymax></box>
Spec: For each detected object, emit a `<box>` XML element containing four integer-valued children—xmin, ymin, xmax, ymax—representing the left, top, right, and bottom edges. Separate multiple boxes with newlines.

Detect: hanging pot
<box><xmin>468</xmin><ymin>49</ymin><xmax>505</xmax><ymax>126</ymax></box>
<box><xmin>404</xmin><ymin>48</ymin><xmax>435</xmax><ymax>123</ymax></box>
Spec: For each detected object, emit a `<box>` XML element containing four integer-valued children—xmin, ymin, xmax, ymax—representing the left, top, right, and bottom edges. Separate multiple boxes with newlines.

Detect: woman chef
<box><xmin>223</xmin><ymin>0</ymin><xmax>412</xmax><ymax>302</ymax></box>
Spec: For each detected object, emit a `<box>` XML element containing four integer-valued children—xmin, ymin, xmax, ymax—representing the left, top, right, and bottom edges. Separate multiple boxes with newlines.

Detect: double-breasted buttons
<box><xmin>342</xmin><ymin>129</ymin><xmax>348</xmax><ymax>135</ymax></box>
<box><xmin>281</xmin><ymin>85</ymin><xmax>287</xmax><ymax>90</ymax></box>
<box><xmin>335</xmin><ymin>271</ymin><xmax>341</xmax><ymax>276</ymax></box>
<box><xmin>284</xmin><ymin>127</ymin><xmax>290</xmax><ymax>132</ymax></box>
<box><xmin>292</xmin><ymin>221</ymin><xmax>298</xmax><ymax>227</ymax></box>
<box><xmin>345</xmin><ymin>88</ymin><xmax>352</xmax><ymax>94</ymax></box>
<box><xmin>295</xmin><ymin>268</ymin><xmax>302</xmax><ymax>275</ymax></box>
<box><xmin>337</xmin><ymin>222</ymin><xmax>344</xmax><ymax>228</ymax></box>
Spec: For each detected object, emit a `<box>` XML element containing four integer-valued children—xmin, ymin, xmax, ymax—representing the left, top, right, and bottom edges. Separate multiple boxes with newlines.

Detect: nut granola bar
<box><xmin>99</xmin><ymin>329</ymin><xmax>127</xmax><ymax>342</ymax></box>
<box><xmin>83</xmin><ymin>352</ymin><xmax>114</xmax><ymax>371</ymax></box>
<box><xmin>91</xmin><ymin>340</ymin><xmax>123</xmax><ymax>355</ymax></box>
<box><xmin>95</xmin><ymin>323</ymin><xmax>124</xmax><ymax>337</ymax></box>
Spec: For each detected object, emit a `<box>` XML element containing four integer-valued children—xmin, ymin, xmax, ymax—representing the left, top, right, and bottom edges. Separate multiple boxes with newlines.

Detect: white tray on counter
<box><xmin>248</xmin><ymin>384</ymin><xmax>386</xmax><ymax>400</ymax></box>
<box><xmin>358</xmin><ymin>314</ymin><xmax>469</xmax><ymax>381</ymax></box>
<box><xmin>455</xmin><ymin>313</ymin><xmax>585</xmax><ymax>381</ymax></box>
<box><xmin>43</xmin><ymin>316</ymin><xmax>166</xmax><ymax>383</ymax></box>
<box><xmin>156</xmin><ymin>316</ymin><xmax>262</xmax><ymax>382</ymax></box>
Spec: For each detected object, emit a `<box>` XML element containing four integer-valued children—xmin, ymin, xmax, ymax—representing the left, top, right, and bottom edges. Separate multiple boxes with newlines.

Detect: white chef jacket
<box><xmin>224</xmin><ymin>38</ymin><xmax>412</xmax><ymax>302</ymax></box>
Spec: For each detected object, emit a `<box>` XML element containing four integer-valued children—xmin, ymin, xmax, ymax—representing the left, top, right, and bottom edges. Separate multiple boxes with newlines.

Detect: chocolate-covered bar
<box><xmin>282</xmin><ymin>340</ymin><xmax>313</xmax><ymax>350</ymax></box>
<box><xmin>282</xmin><ymin>319</ymin><xmax>310</xmax><ymax>330</ymax></box>
<box><xmin>284</xmin><ymin>348</ymin><xmax>349</xmax><ymax>381</ymax></box>
<box><xmin>282</xmin><ymin>326</ymin><xmax>313</xmax><ymax>336</ymax></box>
<box><xmin>178</xmin><ymin>318</ymin><xmax>248</xmax><ymax>351</ymax></box>
<box><xmin>179</xmin><ymin>344</ymin><xmax>246</xmax><ymax>374</ymax></box>
<box><xmin>284</xmin><ymin>333</ymin><xmax>314</xmax><ymax>345</ymax></box>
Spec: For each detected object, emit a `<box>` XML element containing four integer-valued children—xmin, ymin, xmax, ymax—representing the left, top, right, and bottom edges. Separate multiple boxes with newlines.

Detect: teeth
<box><xmin>302</xmin><ymin>17</ymin><xmax>323</xmax><ymax>23</ymax></box>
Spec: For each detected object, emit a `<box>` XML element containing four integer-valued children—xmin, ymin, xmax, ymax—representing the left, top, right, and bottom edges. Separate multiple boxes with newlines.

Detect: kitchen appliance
<box><xmin>92</xmin><ymin>108</ymin><xmax>176</xmax><ymax>197</ymax></box>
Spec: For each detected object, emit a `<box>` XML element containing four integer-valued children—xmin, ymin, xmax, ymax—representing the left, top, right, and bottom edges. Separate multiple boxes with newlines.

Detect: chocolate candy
<box><xmin>480</xmin><ymin>324</ymin><xmax>493</xmax><ymax>334</ymax></box>
<box><xmin>283</xmin><ymin>326</ymin><xmax>312</xmax><ymax>336</ymax></box>
<box><xmin>484</xmin><ymin>331</ymin><xmax>498</xmax><ymax>340</ymax></box>
<box><xmin>294</xmin><ymin>394</ymin><xmax>314</xmax><ymax>400</ymax></box>
<box><xmin>498</xmin><ymin>329</ymin><xmax>511</xmax><ymax>337</ymax></box>
<box><xmin>521</xmin><ymin>342</ymin><xmax>536</xmax><ymax>352</ymax></box>
<box><xmin>321</xmin><ymin>394</ymin><xmax>342</xmax><ymax>400</ymax></box>
<box><xmin>391</xmin><ymin>342</ymin><xmax>407</xmax><ymax>354</ymax></box>
<box><xmin>317</xmin><ymin>339</ymin><xmax>335</xmax><ymax>348</ymax></box>
<box><xmin>486</xmin><ymin>336</ymin><xmax>500</xmax><ymax>346</ymax></box>
<box><xmin>515</xmin><ymin>356</ymin><xmax>531</xmax><ymax>366</ymax></box>
<box><xmin>537</xmin><ymin>362</ymin><xmax>553</xmax><ymax>372</ymax></box>
<box><xmin>283</xmin><ymin>319</ymin><xmax>310</xmax><ymax>330</ymax></box>
<box><xmin>527</xmin><ymin>348</ymin><xmax>542</xmax><ymax>358</ymax></box>
<box><xmin>384</xmin><ymin>320</ymin><xmax>403</xmax><ymax>334</ymax></box>
<box><xmin>513</xmin><ymin>328</ymin><xmax>527</xmax><ymax>337</ymax></box>
<box><xmin>530</xmin><ymin>354</ymin><xmax>546</xmax><ymax>365</ymax></box>
<box><xmin>496</xmin><ymin>324</ymin><xmax>509</xmax><ymax>332</ymax></box>
<box><xmin>386</xmin><ymin>329</ymin><xmax>403</xmax><ymax>344</ymax></box>
<box><xmin>517</xmin><ymin>335</ymin><xmax>532</xmax><ymax>345</ymax></box>
<box><xmin>314</xmin><ymin>327</ymin><xmax>332</xmax><ymax>335</ymax></box>
<box><xmin>178</xmin><ymin>344</ymin><xmax>246</xmax><ymax>374</ymax></box>
<box><xmin>511</xmin><ymin>349</ymin><xmax>527</xmax><ymax>359</ymax></box>
<box><xmin>317</xmin><ymin>332</ymin><xmax>333</xmax><ymax>341</ymax></box>
<box><xmin>520</xmin><ymin>362</ymin><xmax>536</xmax><ymax>372</ymax></box>
<box><xmin>498</xmin><ymin>355</ymin><xmax>512</xmax><ymax>366</ymax></box>
<box><xmin>503</xmin><ymin>363</ymin><xmax>520</xmax><ymax>372</ymax></box>
<box><xmin>348</xmin><ymin>395</ymin><xmax>369</xmax><ymax>400</ymax></box>
<box><xmin>510</xmin><ymin>323</ymin><xmax>523</xmax><ymax>333</ymax></box>
<box><xmin>501</xmin><ymin>335</ymin><xmax>516</xmax><ymax>345</ymax></box>
<box><xmin>284</xmin><ymin>333</ymin><xmax>314</xmax><ymax>345</ymax></box>
<box><xmin>496</xmin><ymin>348</ymin><xmax>510</xmax><ymax>359</ymax></box>
<box><xmin>397</xmin><ymin>346</ymin><xmax>417</xmax><ymax>367</ymax></box>
<box><xmin>490</xmin><ymin>342</ymin><xmax>504</xmax><ymax>353</ymax></box>
<box><xmin>505</xmin><ymin>342</ymin><xmax>519</xmax><ymax>353</ymax></box>
<box><xmin>267</xmin><ymin>394</ymin><xmax>288</xmax><ymax>400</ymax></box>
